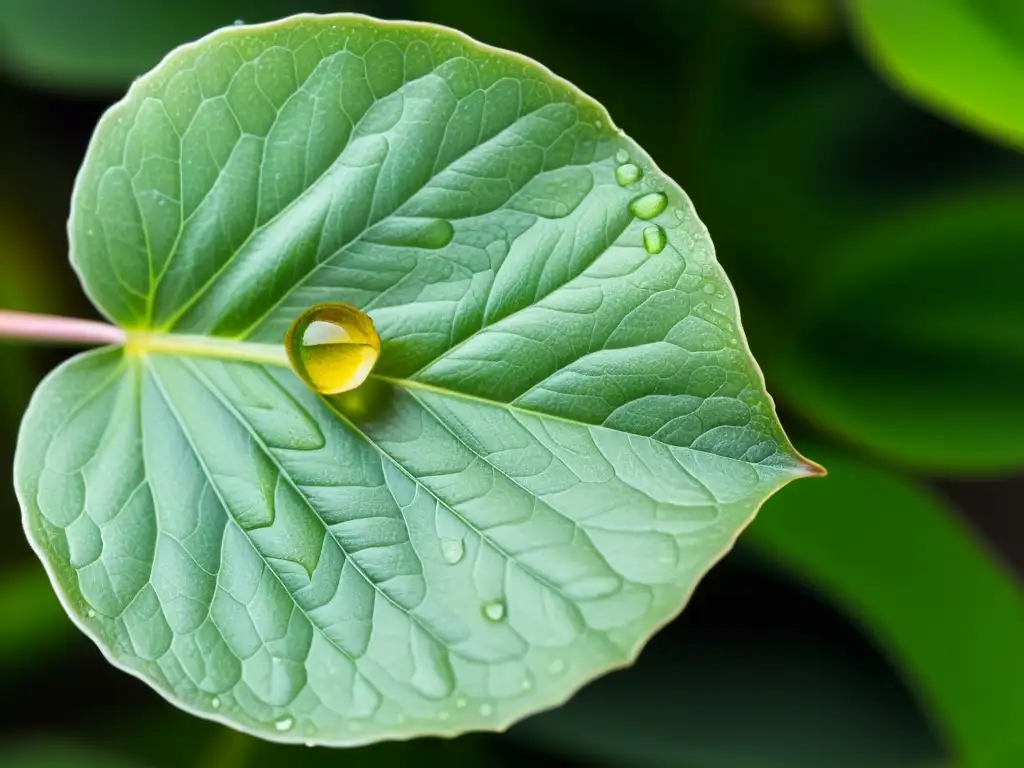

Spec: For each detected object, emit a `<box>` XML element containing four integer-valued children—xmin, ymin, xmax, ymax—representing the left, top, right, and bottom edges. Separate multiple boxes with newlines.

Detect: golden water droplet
<box><xmin>285</xmin><ymin>303</ymin><xmax>381</xmax><ymax>395</ymax></box>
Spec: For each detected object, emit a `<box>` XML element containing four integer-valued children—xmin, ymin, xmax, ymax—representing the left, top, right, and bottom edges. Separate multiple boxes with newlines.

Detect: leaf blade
<box><xmin>18</xmin><ymin>13</ymin><xmax>813</xmax><ymax>744</ymax></box>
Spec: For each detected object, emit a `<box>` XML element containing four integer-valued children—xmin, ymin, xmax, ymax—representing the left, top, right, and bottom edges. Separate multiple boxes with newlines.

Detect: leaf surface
<box><xmin>15</xmin><ymin>14</ymin><xmax>812</xmax><ymax>744</ymax></box>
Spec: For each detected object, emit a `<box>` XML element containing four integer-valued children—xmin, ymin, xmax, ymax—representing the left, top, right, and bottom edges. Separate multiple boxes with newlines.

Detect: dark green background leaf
<box><xmin>768</xmin><ymin>191</ymin><xmax>1024</xmax><ymax>473</ymax></box>
<box><xmin>746</xmin><ymin>445</ymin><xmax>1024</xmax><ymax>767</ymax></box>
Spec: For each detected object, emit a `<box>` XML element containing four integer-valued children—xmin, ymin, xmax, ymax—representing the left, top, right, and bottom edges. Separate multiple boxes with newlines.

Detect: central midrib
<box><xmin>121</xmin><ymin>330</ymin><xmax>807</xmax><ymax>477</ymax></box>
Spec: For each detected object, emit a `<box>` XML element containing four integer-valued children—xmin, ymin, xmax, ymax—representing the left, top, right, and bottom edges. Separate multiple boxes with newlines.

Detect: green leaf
<box><xmin>848</xmin><ymin>0</ymin><xmax>1024</xmax><ymax>150</ymax></box>
<box><xmin>769</xmin><ymin>190</ymin><xmax>1024</xmax><ymax>473</ymax></box>
<box><xmin>15</xmin><ymin>14</ymin><xmax>814</xmax><ymax>745</ymax></box>
<box><xmin>746</xmin><ymin>445</ymin><xmax>1024</xmax><ymax>767</ymax></box>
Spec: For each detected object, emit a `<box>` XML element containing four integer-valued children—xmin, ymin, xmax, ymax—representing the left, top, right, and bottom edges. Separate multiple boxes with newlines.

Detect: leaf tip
<box><xmin>796</xmin><ymin>454</ymin><xmax>828</xmax><ymax>478</ymax></box>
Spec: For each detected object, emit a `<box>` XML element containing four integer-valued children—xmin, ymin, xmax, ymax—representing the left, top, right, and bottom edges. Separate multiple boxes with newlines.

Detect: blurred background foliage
<box><xmin>0</xmin><ymin>0</ymin><xmax>1021</xmax><ymax>766</ymax></box>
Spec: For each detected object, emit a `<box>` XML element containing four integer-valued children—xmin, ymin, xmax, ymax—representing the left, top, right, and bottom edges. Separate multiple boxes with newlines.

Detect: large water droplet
<box><xmin>615</xmin><ymin>163</ymin><xmax>643</xmax><ymax>187</ymax></box>
<box><xmin>274</xmin><ymin>716</ymin><xmax>295</xmax><ymax>732</ymax></box>
<box><xmin>285</xmin><ymin>303</ymin><xmax>381</xmax><ymax>395</ymax></box>
<box><xmin>629</xmin><ymin>192</ymin><xmax>668</xmax><ymax>220</ymax></box>
<box><xmin>440</xmin><ymin>537</ymin><xmax>465</xmax><ymax>565</ymax></box>
<box><xmin>483</xmin><ymin>600</ymin><xmax>506</xmax><ymax>622</ymax></box>
<box><xmin>642</xmin><ymin>225</ymin><xmax>666</xmax><ymax>254</ymax></box>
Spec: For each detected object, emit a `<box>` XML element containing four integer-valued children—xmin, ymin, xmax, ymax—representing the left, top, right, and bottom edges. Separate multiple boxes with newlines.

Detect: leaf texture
<box><xmin>16</xmin><ymin>14</ymin><xmax>813</xmax><ymax>744</ymax></box>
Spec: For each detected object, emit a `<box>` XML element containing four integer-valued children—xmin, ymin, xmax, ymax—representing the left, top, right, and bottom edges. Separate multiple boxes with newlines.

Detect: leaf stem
<box><xmin>0</xmin><ymin>310</ymin><xmax>126</xmax><ymax>347</ymax></box>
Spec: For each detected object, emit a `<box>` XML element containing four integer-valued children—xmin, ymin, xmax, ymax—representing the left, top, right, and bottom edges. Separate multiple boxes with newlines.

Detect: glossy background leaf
<box><xmin>0</xmin><ymin>0</ymin><xmax>1021</xmax><ymax>765</ymax></box>
<box><xmin>848</xmin><ymin>0</ymin><xmax>1024</xmax><ymax>150</ymax></box>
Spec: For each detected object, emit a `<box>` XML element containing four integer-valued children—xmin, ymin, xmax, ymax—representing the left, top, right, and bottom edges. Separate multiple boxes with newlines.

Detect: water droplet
<box><xmin>629</xmin><ymin>192</ymin><xmax>668</xmax><ymax>220</ymax></box>
<box><xmin>285</xmin><ymin>303</ymin><xmax>381</xmax><ymax>395</ymax></box>
<box><xmin>438</xmin><ymin>711</ymin><xmax>451</xmax><ymax>721</ymax></box>
<box><xmin>479</xmin><ymin>703</ymin><xmax>494</xmax><ymax>717</ymax></box>
<box><xmin>595</xmin><ymin>119</ymin><xmax>603</xmax><ymax>129</ymax></box>
<box><xmin>440</xmin><ymin>537</ymin><xmax>465</xmax><ymax>564</ymax></box>
<box><xmin>615</xmin><ymin>148</ymin><xmax>629</xmax><ymax>164</ymax></box>
<box><xmin>233</xmin><ymin>18</ymin><xmax>245</xmax><ymax>26</ymax></box>
<box><xmin>274</xmin><ymin>716</ymin><xmax>295</xmax><ymax>732</ymax></box>
<box><xmin>548</xmin><ymin>658</ymin><xmax>566</xmax><ymax>675</ymax></box>
<box><xmin>455</xmin><ymin>697</ymin><xmax>468</xmax><ymax>709</ymax></box>
<box><xmin>305</xmin><ymin>742</ymin><xmax>315</xmax><ymax>748</ymax></box>
<box><xmin>211</xmin><ymin>696</ymin><xmax>221</xmax><ymax>709</ymax></box>
<box><xmin>674</xmin><ymin>208</ymin><xmax>686</xmax><ymax>222</ymax></box>
<box><xmin>642</xmin><ymin>225</ymin><xmax>666</xmax><ymax>255</ymax></box>
<box><xmin>615</xmin><ymin>163</ymin><xmax>643</xmax><ymax>187</ymax></box>
<box><xmin>86</xmin><ymin>608</ymin><xmax>96</xmax><ymax>618</ymax></box>
<box><xmin>521</xmin><ymin>678</ymin><xmax>533</xmax><ymax>691</ymax></box>
<box><xmin>158</xmin><ymin>199</ymin><xmax>165</xmax><ymax>206</ymax></box>
<box><xmin>702</xmin><ymin>282</ymin><xmax>716</xmax><ymax>294</ymax></box>
<box><xmin>483</xmin><ymin>600</ymin><xmax>506</xmax><ymax>622</ymax></box>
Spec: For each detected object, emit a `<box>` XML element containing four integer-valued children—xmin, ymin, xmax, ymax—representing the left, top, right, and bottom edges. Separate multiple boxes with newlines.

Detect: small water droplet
<box><xmin>158</xmin><ymin>199</ymin><xmax>165</xmax><ymax>206</ymax></box>
<box><xmin>438</xmin><ymin>711</ymin><xmax>451</xmax><ymax>721</ymax></box>
<box><xmin>211</xmin><ymin>696</ymin><xmax>221</xmax><ymax>709</ymax></box>
<box><xmin>86</xmin><ymin>608</ymin><xmax>96</xmax><ymax>618</ymax></box>
<box><xmin>728</xmin><ymin>337</ymin><xmax>738</xmax><ymax>346</ymax></box>
<box><xmin>455</xmin><ymin>697</ymin><xmax>468</xmax><ymax>709</ymax></box>
<box><xmin>233</xmin><ymin>18</ymin><xmax>245</xmax><ymax>26</ymax></box>
<box><xmin>674</xmin><ymin>208</ymin><xmax>686</xmax><ymax>222</ymax></box>
<box><xmin>305</xmin><ymin>742</ymin><xmax>315</xmax><ymax>748</ymax></box>
<box><xmin>642</xmin><ymin>225</ymin><xmax>666</xmax><ymax>254</ymax></box>
<box><xmin>285</xmin><ymin>303</ymin><xmax>380</xmax><ymax>395</ymax></box>
<box><xmin>615</xmin><ymin>148</ymin><xmax>629</xmax><ymax>164</ymax></box>
<box><xmin>701</xmin><ymin>264</ymin><xmax>714</xmax><ymax>277</ymax></box>
<box><xmin>479</xmin><ymin>703</ymin><xmax>494</xmax><ymax>717</ymax></box>
<box><xmin>274</xmin><ymin>716</ymin><xmax>295</xmax><ymax>732</ymax></box>
<box><xmin>521</xmin><ymin>678</ymin><xmax>533</xmax><ymax>691</ymax></box>
<box><xmin>629</xmin><ymin>192</ymin><xmax>668</xmax><ymax>220</ymax></box>
<box><xmin>702</xmin><ymin>282</ymin><xmax>716</xmax><ymax>294</ymax></box>
<box><xmin>440</xmin><ymin>537</ymin><xmax>465</xmax><ymax>564</ymax></box>
<box><xmin>595</xmin><ymin>119</ymin><xmax>603</xmax><ymax>129</ymax></box>
<box><xmin>615</xmin><ymin>163</ymin><xmax>643</xmax><ymax>187</ymax></box>
<box><xmin>347</xmin><ymin>721</ymin><xmax>363</xmax><ymax>733</ymax></box>
<box><xmin>548</xmin><ymin>658</ymin><xmax>566</xmax><ymax>675</ymax></box>
<box><xmin>483</xmin><ymin>600</ymin><xmax>506</xmax><ymax>622</ymax></box>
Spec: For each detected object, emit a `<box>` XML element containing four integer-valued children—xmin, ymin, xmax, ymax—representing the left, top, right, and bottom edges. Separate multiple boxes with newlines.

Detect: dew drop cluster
<box><xmin>615</xmin><ymin>149</ymin><xmax>669</xmax><ymax>255</ymax></box>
